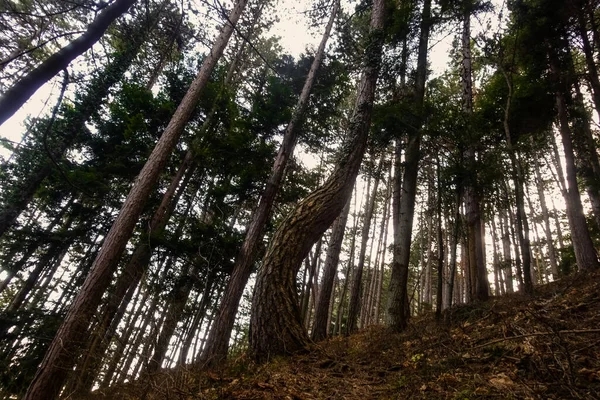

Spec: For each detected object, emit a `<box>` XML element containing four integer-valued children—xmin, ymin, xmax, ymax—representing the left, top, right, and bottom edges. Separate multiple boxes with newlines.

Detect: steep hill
<box><xmin>84</xmin><ymin>272</ymin><xmax>600</xmax><ymax>400</ymax></box>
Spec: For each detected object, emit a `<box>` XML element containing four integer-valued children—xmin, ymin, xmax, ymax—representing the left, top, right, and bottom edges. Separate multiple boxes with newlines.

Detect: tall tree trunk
<box><xmin>334</xmin><ymin>202</ymin><xmax>358</xmax><ymax>336</ymax></box>
<box><xmin>200</xmin><ymin>0</ymin><xmax>340</xmax><ymax>364</ymax></box>
<box><xmin>461</xmin><ymin>7</ymin><xmax>488</xmax><ymax>301</ymax></box>
<box><xmin>446</xmin><ymin>184</ymin><xmax>462</xmax><ymax>308</ymax></box>
<box><xmin>373</xmin><ymin>169</ymin><xmax>392</xmax><ymax>324</ymax></box>
<box><xmin>22</xmin><ymin>1</ymin><xmax>248</xmax><ymax>397</ymax></box>
<box><xmin>66</xmin><ymin>156</ymin><xmax>197</xmax><ymax>396</ymax></box>
<box><xmin>500</xmin><ymin>68</ymin><xmax>533</xmax><ymax>294</ymax></box>
<box><xmin>248</xmin><ymin>0</ymin><xmax>386</xmax><ymax>360</ymax></box>
<box><xmin>572</xmin><ymin>81</ymin><xmax>600</xmax><ymax>231</ymax></box>
<box><xmin>548</xmin><ymin>49</ymin><xmax>600</xmax><ymax>272</ymax></box>
<box><xmin>387</xmin><ymin>0</ymin><xmax>432</xmax><ymax>331</ymax></box>
<box><xmin>0</xmin><ymin>0</ymin><xmax>139</xmax><ymax>126</ymax></box>
<box><xmin>347</xmin><ymin>158</ymin><xmax>382</xmax><ymax>335</ymax></box>
<box><xmin>435</xmin><ymin>156</ymin><xmax>444</xmax><ymax>319</ymax></box>
<box><xmin>533</xmin><ymin>151</ymin><xmax>559</xmax><ymax>279</ymax></box>
<box><xmin>311</xmin><ymin>197</ymin><xmax>350</xmax><ymax>341</ymax></box>
<box><xmin>577</xmin><ymin>3</ymin><xmax>600</xmax><ymax>121</ymax></box>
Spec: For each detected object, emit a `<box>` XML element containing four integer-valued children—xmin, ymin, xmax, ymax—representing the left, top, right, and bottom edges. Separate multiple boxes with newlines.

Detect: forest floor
<box><xmin>84</xmin><ymin>271</ymin><xmax>600</xmax><ymax>400</ymax></box>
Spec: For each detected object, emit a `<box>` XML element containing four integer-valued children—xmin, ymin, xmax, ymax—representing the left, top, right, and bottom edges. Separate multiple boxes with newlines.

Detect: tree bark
<box><xmin>549</xmin><ymin>51</ymin><xmax>599</xmax><ymax>272</ymax></box>
<box><xmin>249</xmin><ymin>0</ymin><xmax>385</xmax><ymax>360</ymax></box>
<box><xmin>435</xmin><ymin>157</ymin><xmax>444</xmax><ymax>319</ymax></box>
<box><xmin>533</xmin><ymin>151</ymin><xmax>559</xmax><ymax>279</ymax></box>
<box><xmin>22</xmin><ymin>1</ymin><xmax>248</xmax><ymax>397</ymax></box>
<box><xmin>461</xmin><ymin>7</ymin><xmax>489</xmax><ymax>302</ymax></box>
<box><xmin>200</xmin><ymin>0</ymin><xmax>340</xmax><ymax>365</ymax></box>
<box><xmin>387</xmin><ymin>0</ymin><xmax>432</xmax><ymax>331</ymax></box>
<box><xmin>500</xmin><ymin>67</ymin><xmax>533</xmax><ymax>294</ymax></box>
<box><xmin>0</xmin><ymin>0</ymin><xmax>138</xmax><ymax>126</ymax></box>
<box><xmin>347</xmin><ymin>158</ymin><xmax>382</xmax><ymax>335</ymax></box>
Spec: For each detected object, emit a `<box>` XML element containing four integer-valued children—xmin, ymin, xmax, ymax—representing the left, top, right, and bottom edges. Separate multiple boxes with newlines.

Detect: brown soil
<box><xmin>82</xmin><ymin>271</ymin><xmax>600</xmax><ymax>399</ymax></box>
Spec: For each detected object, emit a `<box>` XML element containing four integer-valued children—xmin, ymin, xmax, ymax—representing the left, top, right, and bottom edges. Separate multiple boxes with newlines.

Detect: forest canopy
<box><xmin>0</xmin><ymin>0</ymin><xmax>599</xmax><ymax>398</ymax></box>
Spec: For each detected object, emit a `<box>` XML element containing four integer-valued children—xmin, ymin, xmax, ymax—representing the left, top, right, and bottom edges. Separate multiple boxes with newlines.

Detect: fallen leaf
<box><xmin>489</xmin><ymin>373</ymin><xmax>514</xmax><ymax>389</ymax></box>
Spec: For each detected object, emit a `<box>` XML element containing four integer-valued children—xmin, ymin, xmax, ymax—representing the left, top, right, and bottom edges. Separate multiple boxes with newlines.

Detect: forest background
<box><xmin>0</xmin><ymin>0</ymin><xmax>598</xmax><ymax>398</ymax></box>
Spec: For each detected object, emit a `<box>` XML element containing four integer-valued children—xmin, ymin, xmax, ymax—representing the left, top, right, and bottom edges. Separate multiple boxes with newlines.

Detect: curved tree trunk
<box><xmin>248</xmin><ymin>0</ymin><xmax>386</xmax><ymax>361</ymax></box>
<box><xmin>200</xmin><ymin>0</ymin><xmax>340</xmax><ymax>365</ymax></box>
<box><xmin>22</xmin><ymin>1</ymin><xmax>248</xmax><ymax>397</ymax></box>
<box><xmin>0</xmin><ymin>0</ymin><xmax>138</xmax><ymax>126</ymax></box>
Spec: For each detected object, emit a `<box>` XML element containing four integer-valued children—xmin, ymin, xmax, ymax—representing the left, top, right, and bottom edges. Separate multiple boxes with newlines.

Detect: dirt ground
<box><xmin>84</xmin><ymin>271</ymin><xmax>600</xmax><ymax>400</ymax></box>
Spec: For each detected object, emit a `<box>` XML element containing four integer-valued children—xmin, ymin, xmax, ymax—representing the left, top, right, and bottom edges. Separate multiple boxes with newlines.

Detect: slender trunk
<box><xmin>301</xmin><ymin>239</ymin><xmax>322</xmax><ymax>327</ymax></box>
<box><xmin>490</xmin><ymin>217</ymin><xmax>504</xmax><ymax>295</ymax></box>
<box><xmin>499</xmin><ymin>207</ymin><xmax>514</xmax><ymax>293</ymax></box>
<box><xmin>462</xmin><ymin>8</ymin><xmax>488</xmax><ymax>301</ymax></box>
<box><xmin>311</xmin><ymin>197</ymin><xmax>350</xmax><ymax>341</ymax></box>
<box><xmin>533</xmin><ymin>152</ymin><xmax>559</xmax><ymax>279</ymax></box>
<box><xmin>374</xmin><ymin>170</ymin><xmax>392</xmax><ymax>323</ymax></box>
<box><xmin>23</xmin><ymin>2</ymin><xmax>247</xmax><ymax>396</ymax></box>
<box><xmin>387</xmin><ymin>0</ymin><xmax>432</xmax><ymax>330</ymax></box>
<box><xmin>572</xmin><ymin>81</ymin><xmax>600</xmax><ymax>231</ymax></box>
<box><xmin>249</xmin><ymin>0</ymin><xmax>385</xmax><ymax>360</ymax></box>
<box><xmin>578</xmin><ymin>4</ymin><xmax>600</xmax><ymax>121</ymax></box>
<box><xmin>347</xmin><ymin>158</ymin><xmax>382</xmax><ymax>334</ymax></box>
<box><xmin>0</xmin><ymin>0</ymin><xmax>138</xmax><ymax>125</ymax></box>
<box><xmin>335</xmin><ymin>202</ymin><xmax>358</xmax><ymax>336</ymax></box>
<box><xmin>200</xmin><ymin>1</ymin><xmax>340</xmax><ymax>364</ymax></box>
<box><xmin>435</xmin><ymin>157</ymin><xmax>444</xmax><ymax>319</ymax></box>
<box><xmin>446</xmin><ymin>185</ymin><xmax>462</xmax><ymax>308</ymax></box>
<box><xmin>548</xmin><ymin>49</ymin><xmax>599</xmax><ymax>272</ymax></box>
<box><xmin>500</xmin><ymin>68</ymin><xmax>533</xmax><ymax>294</ymax></box>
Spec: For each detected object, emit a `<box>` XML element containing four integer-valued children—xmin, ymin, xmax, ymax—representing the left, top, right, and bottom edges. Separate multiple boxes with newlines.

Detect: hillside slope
<box><xmin>84</xmin><ymin>272</ymin><xmax>600</xmax><ymax>400</ymax></box>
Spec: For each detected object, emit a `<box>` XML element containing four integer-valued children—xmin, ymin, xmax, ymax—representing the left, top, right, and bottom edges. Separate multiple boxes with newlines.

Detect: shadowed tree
<box><xmin>22</xmin><ymin>0</ymin><xmax>249</xmax><ymax>397</ymax></box>
<box><xmin>249</xmin><ymin>0</ymin><xmax>386</xmax><ymax>361</ymax></box>
<box><xmin>0</xmin><ymin>0</ymin><xmax>138</xmax><ymax>126</ymax></box>
<box><xmin>200</xmin><ymin>0</ymin><xmax>341</xmax><ymax>365</ymax></box>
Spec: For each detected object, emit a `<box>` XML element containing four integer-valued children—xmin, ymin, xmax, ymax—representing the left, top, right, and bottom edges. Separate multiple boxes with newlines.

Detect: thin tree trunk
<box><xmin>462</xmin><ymin>7</ymin><xmax>488</xmax><ymax>301</ymax></box>
<box><xmin>387</xmin><ymin>0</ymin><xmax>432</xmax><ymax>330</ymax></box>
<box><xmin>548</xmin><ymin>49</ymin><xmax>600</xmax><ymax>272</ymax></box>
<box><xmin>301</xmin><ymin>239</ymin><xmax>322</xmax><ymax>327</ymax></box>
<box><xmin>347</xmin><ymin>158</ymin><xmax>382</xmax><ymax>334</ymax></box>
<box><xmin>533</xmin><ymin>151</ymin><xmax>559</xmax><ymax>279</ymax></box>
<box><xmin>577</xmin><ymin>3</ymin><xmax>600</xmax><ymax>121</ymax></box>
<box><xmin>500</xmin><ymin>67</ymin><xmax>533</xmax><ymax>294</ymax></box>
<box><xmin>435</xmin><ymin>156</ymin><xmax>444</xmax><ymax>319</ymax></box>
<box><xmin>22</xmin><ymin>2</ymin><xmax>247</xmax><ymax>396</ymax></box>
<box><xmin>446</xmin><ymin>185</ymin><xmax>462</xmax><ymax>308</ymax></box>
<box><xmin>311</xmin><ymin>197</ymin><xmax>350</xmax><ymax>341</ymax></box>
<box><xmin>335</xmin><ymin>201</ymin><xmax>358</xmax><ymax>336</ymax></box>
<box><xmin>0</xmin><ymin>0</ymin><xmax>138</xmax><ymax>126</ymax></box>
